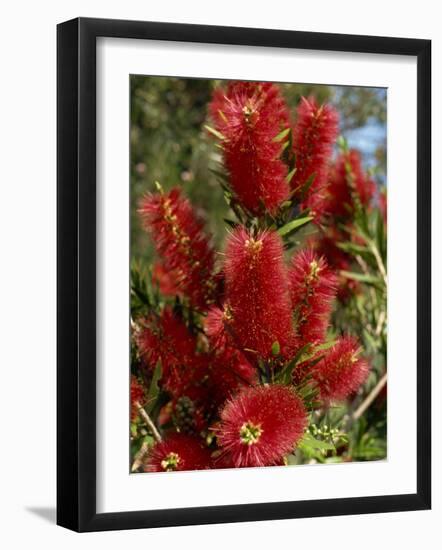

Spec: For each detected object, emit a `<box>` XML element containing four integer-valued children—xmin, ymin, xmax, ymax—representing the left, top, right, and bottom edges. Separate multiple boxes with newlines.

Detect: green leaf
<box><xmin>340</xmin><ymin>270</ymin><xmax>381</xmax><ymax>285</ymax></box>
<box><xmin>337</xmin><ymin>135</ymin><xmax>349</xmax><ymax>153</ymax></box>
<box><xmin>209</xmin><ymin>167</ymin><xmax>230</xmax><ymax>184</ymax></box>
<box><xmin>271</xmin><ymin>341</ymin><xmax>280</xmax><ymax>356</ymax></box>
<box><xmin>336</xmin><ymin>241</ymin><xmax>369</xmax><ymax>255</ymax></box>
<box><xmin>299</xmin><ymin>432</ymin><xmax>336</xmax><ymax>452</ymax></box>
<box><xmin>204</xmin><ymin>124</ymin><xmax>226</xmax><ymax>141</ymax></box>
<box><xmin>276</xmin><ymin>343</ymin><xmax>311</xmax><ymax>384</ymax></box>
<box><xmin>285</xmin><ymin>167</ymin><xmax>296</xmax><ymax>184</ymax></box>
<box><xmin>277</xmin><ymin>216</ymin><xmax>313</xmax><ymax>237</ymax></box>
<box><xmin>313</xmin><ymin>340</ymin><xmax>337</xmax><ymax>353</ymax></box>
<box><xmin>280</xmin><ymin>200</ymin><xmax>293</xmax><ymax>210</ymax></box>
<box><xmin>299</xmin><ymin>173</ymin><xmax>316</xmax><ymax>199</ymax></box>
<box><xmin>146</xmin><ymin>361</ymin><xmax>162</xmax><ymax>414</ymax></box>
<box><xmin>223</xmin><ymin>218</ymin><xmax>239</xmax><ymax>229</ymax></box>
<box><xmin>272</xmin><ymin>127</ymin><xmax>291</xmax><ymax>142</ymax></box>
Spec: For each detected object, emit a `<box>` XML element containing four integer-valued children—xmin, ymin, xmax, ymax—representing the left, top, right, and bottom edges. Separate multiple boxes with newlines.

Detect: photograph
<box><xmin>129</xmin><ymin>76</ymin><xmax>388</xmax><ymax>474</ymax></box>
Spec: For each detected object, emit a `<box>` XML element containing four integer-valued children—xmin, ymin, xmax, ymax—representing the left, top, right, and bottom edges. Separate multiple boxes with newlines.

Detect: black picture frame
<box><xmin>57</xmin><ymin>17</ymin><xmax>431</xmax><ymax>532</ymax></box>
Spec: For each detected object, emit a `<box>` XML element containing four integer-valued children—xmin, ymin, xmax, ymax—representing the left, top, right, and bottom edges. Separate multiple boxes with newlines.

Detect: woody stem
<box><xmin>135</xmin><ymin>400</ymin><xmax>162</xmax><ymax>443</ymax></box>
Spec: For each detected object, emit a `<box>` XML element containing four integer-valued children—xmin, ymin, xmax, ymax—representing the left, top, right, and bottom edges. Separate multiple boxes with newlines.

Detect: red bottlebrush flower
<box><xmin>224</xmin><ymin>227</ymin><xmax>297</xmax><ymax>359</ymax></box>
<box><xmin>136</xmin><ymin>307</ymin><xmax>202</xmax><ymax>396</ymax></box>
<box><xmin>324</xmin><ymin>149</ymin><xmax>376</xmax><ymax>219</ymax></box>
<box><xmin>205</xmin><ymin>305</ymin><xmax>232</xmax><ymax>349</ymax></box>
<box><xmin>217</xmin><ymin>385</ymin><xmax>307</xmax><ymax>467</ymax></box>
<box><xmin>209</xmin><ymin>81</ymin><xmax>291</xmax><ymax>215</ymax></box>
<box><xmin>312</xmin><ymin>336</ymin><xmax>369</xmax><ymax>402</ymax></box>
<box><xmin>291</xmin><ymin>97</ymin><xmax>339</xmax><ymax>218</ymax></box>
<box><xmin>136</xmin><ymin>307</ymin><xmax>196</xmax><ymax>371</ymax></box>
<box><xmin>289</xmin><ymin>249</ymin><xmax>337</xmax><ymax>346</ymax></box>
<box><xmin>145</xmin><ymin>433</ymin><xmax>211</xmax><ymax>472</ymax></box>
<box><xmin>138</xmin><ymin>187</ymin><xmax>216</xmax><ymax>309</ymax></box>
<box><xmin>210</xmin><ymin>346</ymin><xmax>257</xmax><ymax>408</ymax></box>
<box><xmin>205</xmin><ymin>305</ymin><xmax>258</xmax><ymax>407</ymax></box>
<box><xmin>130</xmin><ymin>376</ymin><xmax>145</xmax><ymax>421</ymax></box>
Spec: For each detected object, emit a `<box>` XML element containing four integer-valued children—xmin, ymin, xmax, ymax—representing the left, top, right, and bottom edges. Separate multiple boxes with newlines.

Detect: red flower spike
<box><xmin>217</xmin><ymin>385</ymin><xmax>307</xmax><ymax>467</ymax></box>
<box><xmin>289</xmin><ymin>249</ymin><xmax>338</xmax><ymax>346</ymax></box>
<box><xmin>224</xmin><ymin>227</ymin><xmax>297</xmax><ymax>360</ymax></box>
<box><xmin>291</xmin><ymin>97</ymin><xmax>339</xmax><ymax>219</ymax></box>
<box><xmin>130</xmin><ymin>376</ymin><xmax>145</xmax><ymax>422</ymax></box>
<box><xmin>210</xmin><ymin>346</ymin><xmax>257</xmax><ymax>409</ymax></box>
<box><xmin>312</xmin><ymin>336</ymin><xmax>370</xmax><ymax>402</ymax></box>
<box><xmin>205</xmin><ymin>305</ymin><xmax>232</xmax><ymax>349</ymax></box>
<box><xmin>136</xmin><ymin>307</ymin><xmax>202</xmax><ymax>396</ymax></box>
<box><xmin>209</xmin><ymin>81</ymin><xmax>291</xmax><ymax>215</ymax></box>
<box><xmin>324</xmin><ymin>149</ymin><xmax>376</xmax><ymax>219</ymax></box>
<box><xmin>205</xmin><ymin>305</ymin><xmax>258</xmax><ymax>406</ymax></box>
<box><xmin>145</xmin><ymin>433</ymin><xmax>212</xmax><ymax>472</ymax></box>
<box><xmin>138</xmin><ymin>187</ymin><xmax>216</xmax><ymax>310</ymax></box>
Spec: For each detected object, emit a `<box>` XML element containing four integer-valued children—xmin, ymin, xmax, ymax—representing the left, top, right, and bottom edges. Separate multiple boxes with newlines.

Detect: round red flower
<box><xmin>145</xmin><ymin>433</ymin><xmax>212</xmax><ymax>472</ymax></box>
<box><xmin>217</xmin><ymin>385</ymin><xmax>307</xmax><ymax>467</ymax></box>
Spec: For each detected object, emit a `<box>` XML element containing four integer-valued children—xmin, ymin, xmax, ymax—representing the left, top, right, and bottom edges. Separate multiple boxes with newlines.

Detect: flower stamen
<box><xmin>240</xmin><ymin>421</ymin><xmax>263</xmax><ymax>445</ymax></box>
<box><xmin>161</xmin><ymin>452</ymin><xmax>181</xmax><ymax>471</ymax></box>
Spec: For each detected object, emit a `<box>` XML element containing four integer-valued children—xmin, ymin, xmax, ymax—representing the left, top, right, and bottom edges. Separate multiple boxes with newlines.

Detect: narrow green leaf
<box><xmin>223</xmin><ymin>218</ymin><xmax>238</xmax><ymax>229</ymax></box>
<box><xmin>299</xmin><ymin>173</ymin><xmax>316</xmax><ymax>199</ymax></box>
<box><xmin>337</xmin><ymin>135</ymin><xmax>349</xmax><ymax>153</ymax></box>
<box><xmin>277</xmin><ymin>216</ymin><xmax>313</xmax><ymax>237</ymax></box>
<box><xmin>146</xmin><ymin>361</ymin><xmax>162</xmax><ymax>414</ymax></box>
<box><xmin>336</xmin><ymin>241</ymin><xmax>368</xmax><ymax>255</ymax></box>
<box><xmin>276</xmin><ymin>343</ymin><xmax>311</xmax><ymax>384</ymax></box>
<box><xmin>272</xmin><ymin>127</ymin><xmax>291</xmax><ymax>142</ymax></box>
<box><xmin>340</xmin><ymin>270</ymin><xmax>381</xmax><ymax>285</ymax></box>
<box><xmin>271</xmin><ymin>341</ymin><xmax>280</xmax><ymax>356</ymax></box>
<box><xmin>280</xmin><ymin>200</ymin><xmax>293</xmax><ymax>210</ymax></box>
<box><xmin>300</xmin><ymin>432</ymin><xmax>336</xmax><ymax>451</ymax></box>
<box><xmin>209</xmin><ymin>167</ymin><xmax>230</xmax><ymax>184</ymax></box>
<box><xmin>285</xmin><ymin>167</ymin><xmax>297</xmax><ymax>184</ymax></box>
<box><xmin>130</xmin><ymin>423</ymin><xmax>138</xmax><ymax>438</ymax></box>
<box><xmin>313</xmin><ymin>340</ymin><xmax>337</xmax><ymax>353</ymax></box>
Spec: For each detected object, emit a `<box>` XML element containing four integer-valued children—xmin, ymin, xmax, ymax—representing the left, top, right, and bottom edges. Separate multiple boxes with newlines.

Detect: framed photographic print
<box><xmin>57</xmin><ymin>17</ymin><xmax>431</xmax><ymax>532</ymax></box>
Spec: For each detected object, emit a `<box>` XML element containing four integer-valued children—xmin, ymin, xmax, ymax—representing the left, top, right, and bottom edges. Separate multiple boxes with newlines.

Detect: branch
<box><xmin>352</xmin><ymin>372</ymin><xmax>387</xmax><ymax>422</ymax></box>
<box><xmin>135</xmin><ymin>400</ymin><xmax>162</xmax><ymax>443</ymax></box>
<box><xmin>131</xmin><ymin>440</ymin><xmax>149</xmax><ymax>472</ymax></box>
<box><xmin>368</xmin><ymin>240</ymin><xmax>387</xmax><ymax>288</ymax></box>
